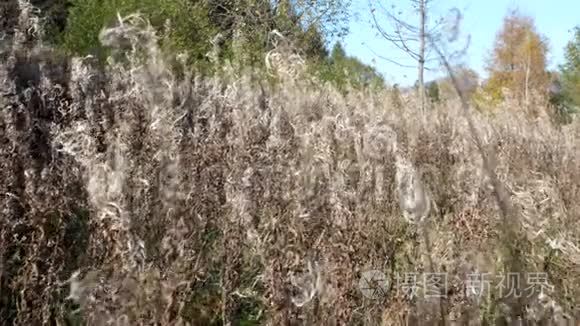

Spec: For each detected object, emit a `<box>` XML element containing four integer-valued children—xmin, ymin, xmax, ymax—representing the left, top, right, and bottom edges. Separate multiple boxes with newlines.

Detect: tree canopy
<box><xmin>560</xmin><ymin>26</ymin><xmax>580</xmax><ymax>109</ymax></box>
<box><xmin>484</xmin><ymin>10</ymin><xmax>549</xmax><ymax>104</ymax></box>
<box><xmin>47</xmin><ymin>0</ymin><xmax>372</xmax><ymax>86</ymax></box>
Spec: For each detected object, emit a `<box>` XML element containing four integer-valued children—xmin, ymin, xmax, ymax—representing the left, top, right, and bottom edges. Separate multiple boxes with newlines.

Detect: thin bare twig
<box><xmin>429</xmin><ymin>33</ymin><xmax>528</xmax><ymax>322</ymax></box>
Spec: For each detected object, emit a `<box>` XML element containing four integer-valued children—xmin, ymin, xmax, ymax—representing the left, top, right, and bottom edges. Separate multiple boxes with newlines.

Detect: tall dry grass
<box><xmin>1</xmin><ymin>2</ymin><xmax>580</xmax><ymax>325</ymax></box>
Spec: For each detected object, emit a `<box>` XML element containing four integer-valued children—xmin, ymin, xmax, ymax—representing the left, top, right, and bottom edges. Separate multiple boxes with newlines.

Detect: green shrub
<box><xmin>61</xmin><ymin>0</ymin><xmax>216</xmax><ymax>65</ymax></box>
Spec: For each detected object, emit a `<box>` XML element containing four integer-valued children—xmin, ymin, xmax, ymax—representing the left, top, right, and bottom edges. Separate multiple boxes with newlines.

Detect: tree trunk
<box><xmin>525</xmin><ymin>52</ymin><xmax>530</xmax><ymax>110</ymax></box>
<box><xmin>418</xmin><ymin>0</ymin><xmax>426</xmax><ymax>113</ymax></box>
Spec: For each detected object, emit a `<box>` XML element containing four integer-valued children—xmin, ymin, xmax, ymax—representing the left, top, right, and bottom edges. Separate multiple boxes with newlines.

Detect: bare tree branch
<box><xmin>370</xmin><ymin>9</ymin><xmax>421</xmax><ymax>60</ymax></box>
<box><xmin>364</xmin><ymin>45</ymin><xmax>421</xmax><ymax>69</ymax></box>
<box><xmin>429</xmin><ymin>31</ymin><xmax>528</xmax><ymax>323</ymax></box>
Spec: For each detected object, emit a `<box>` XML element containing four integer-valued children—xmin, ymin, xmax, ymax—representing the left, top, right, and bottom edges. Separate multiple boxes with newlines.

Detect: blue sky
<box><xmin>341</xmin><ymin>0</ymin><xmax>579</xmax><ymax>86</ymax></box>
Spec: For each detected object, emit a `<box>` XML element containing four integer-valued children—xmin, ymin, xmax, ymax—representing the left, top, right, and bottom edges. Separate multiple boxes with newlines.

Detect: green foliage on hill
<box><xmin>560</xmin><ymin>26</ymin><xmax>580</xmax><ymax>110</ymax></box>
<box><xmin>61</xmin><ymin>0</ymin><xmax>215</xmax><ymax>64</ymax></box>
<box><xmin>35</xmin><ymin>0</ymin><xmax>382</xmax><ymax>90</ymax></box>
<box><xmin>316</xmin><ymin>42</ymin><xmax>385</xmax><ymax>90</ymax></box>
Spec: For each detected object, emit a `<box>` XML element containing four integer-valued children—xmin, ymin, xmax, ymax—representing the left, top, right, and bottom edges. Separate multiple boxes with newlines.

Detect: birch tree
<box><xmin>484</xmin><ymin>10</ymin><xmax>549</xmax><ymax>106</ymax></box>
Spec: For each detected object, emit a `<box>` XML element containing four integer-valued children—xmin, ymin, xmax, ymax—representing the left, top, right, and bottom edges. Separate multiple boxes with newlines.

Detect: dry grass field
<box><xmin>1</xmin><ymin>3</ymin><xmax>580</xmax><ymax>325</ymax></box>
